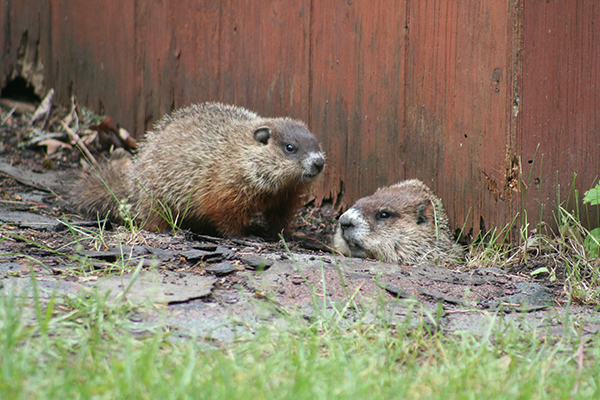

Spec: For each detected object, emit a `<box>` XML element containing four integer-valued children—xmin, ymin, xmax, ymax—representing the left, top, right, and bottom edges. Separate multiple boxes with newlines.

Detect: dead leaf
<box><xmin>82</xmin><ymin>131</ymin><xmax>98</xmax><ymax>146</ymax></box>
<box><xmin>90</xmin><ymin>116</ymin><xmax>124</xmax><ymax>150</ymax></box>
<box><xmin>118</xmin><ymin>127</ymin><xmax>137</xmax><ymax>149</ymax></box>
<box><xmin>79</xmin><ymin>276</ymin><xmax>99</xmax><ymax>283</ymax></box>
<box><xmin>38</xmin><ymin>138</ymin><xmax>73</xmax><ymax>155</ymax></box>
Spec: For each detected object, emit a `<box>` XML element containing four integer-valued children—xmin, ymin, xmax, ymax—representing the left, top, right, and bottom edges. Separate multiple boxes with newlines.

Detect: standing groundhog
<box><xmin>74</xmin><ymin>102</ymin><xmax>326</xmax><ymax>237</ymax></box>
<box><xmin>333</xmin><ymin>179</ymin><xmax>460</xmax><ymax>265</ymax></box>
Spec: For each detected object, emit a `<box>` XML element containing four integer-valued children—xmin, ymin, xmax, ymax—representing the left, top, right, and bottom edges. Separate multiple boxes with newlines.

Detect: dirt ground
<box><xmin>1</xmin><ymin>99</ymin><xmax>598</xmax><ymax>343</ymax></box>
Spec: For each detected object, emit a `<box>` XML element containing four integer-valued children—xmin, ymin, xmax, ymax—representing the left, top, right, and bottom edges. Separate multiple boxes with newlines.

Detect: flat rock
<box><xmin>240</xmin><ymin>254</ymin><xmax>274</xmax><ymax>271</ymax></box>
<box><xmin>1</xmin><ymin>277</ymin><xmax>82</xmax><ymax>298</ymax></box>
<box><xmin>181</xmin><ymin>246</ymin><xmax>235</xmax><ymax>263</ymax></box>
<box><xmin>82</xmin><ymin>245</ymin><xmax>149</xmax><ymax>262</ymax></box>
<box><xmin>0</xmin><ymin>262</ymin><xmax>23</xmax><ymax>273</ymax></box>
<box><xmin>0</xmin><ymin>211</ymin><xmax>62</xmax><ymax>231</ymax></box>
<box><xmin>482</xmin><ymin>282</ymin><xmax>554</xmax><ymax>311</ymax></box>
<box><xmin>94</xmin><ymin>270</ymin><xmax>217</xmax><ymax>304</ymax></box>
<box><xmin>206</xmin><ymin>262</ymin><xmax>236</xmax><ymax>276</ymax></box>
<box><xmin>145</xmin><ymin>246</ymin><xmax>178</xmax><ymax>260</ymax></box>
<box><xmin>180</xmin><ymin>249</ymin><xmax>212</xmax><ymax>261</ymax></box>
<box><xmin>0</xmin><ymin>160</ymin><xmax>74</xmax><ymax>193</ymax></box>
<box><xmin>408</xmin><ymin>263</ymin><xmax>488</xmax><ymax>285</ymax></box>
<box><xmin>382</xmin><ymin>282</ymin><xmax>411</xmax><ymax>299</ymax></box>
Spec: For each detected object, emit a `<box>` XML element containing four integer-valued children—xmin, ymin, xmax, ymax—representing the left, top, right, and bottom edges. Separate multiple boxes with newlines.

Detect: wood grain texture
<box><xmin>133</xmin><ymin>0</ymin><xmax>309</xmax><ymax>135</ymax></box>
<box><xmin>219</xmin><ymin>0</ymin><xmax>310</xmax><ymax>121</ymax></box>
<box><xmin>310</xmin><ymin>0</ymin><xmax>407</xmax><ymax>204</ymax></box>
<box><xmin>49</xmin><ymin>0</ymin><xmax>136</xmax><ymax>132</ymax></box>
<box><xmin>2</xmin><ymin>0</ymin><xmax>600</xmax><ymax>236</ymax></box>
<box><xmin>521</xmin><ymin>0</ymin><xmax>600</xmax><ymax>229</ymax></box>
<box><xmin>1</xmin><ymin>0</ymin><xmax>49</xmax><ymax>96</ymax></box>
<box><xmin>404</xmin><ymin>0</ymin><xmax>518</xmax><ymax>236</ymax></box>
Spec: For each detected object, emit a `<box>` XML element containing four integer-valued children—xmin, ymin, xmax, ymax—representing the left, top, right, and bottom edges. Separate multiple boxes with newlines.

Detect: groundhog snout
<box><xmin>339</xmin><ymin>212</ymin><xmax>355</xmax><ymax>231</ymax></box>
<box><xmin>338</xmin><ymin>208</ymin><xmax>365</xmax><ymax>235</ymax></box>
<box><xmin>302</xmin><ymin>152</ymin><xmax>326</xmax><ymax>179</ymax></box>
<box><xmin>312</xmin><ymin>156</ymin><xmax>325</xmax><ymax>174</ymax></box>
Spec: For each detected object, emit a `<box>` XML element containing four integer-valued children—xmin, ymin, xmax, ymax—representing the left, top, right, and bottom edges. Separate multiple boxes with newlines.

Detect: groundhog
<box><xmin>333</xmin><ymin>179</ymin><xmax>460</xmax><ymax>265</ymax></box>
<box><xmin>74</xmin><ymin>102</ymin><xmax>326</xmax><ymax>237</ymax></box>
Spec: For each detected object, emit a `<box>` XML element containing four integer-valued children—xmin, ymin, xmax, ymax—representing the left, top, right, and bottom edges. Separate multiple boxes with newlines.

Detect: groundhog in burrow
<box><xmin>74</xmin><ymin>102</ymin><xmax>326</xmax><ymax>237</ymax></box>
<box><xmin>333</xmin><ymin>179</ymin><xmax>461</xmax><ymax>265</ymax></box>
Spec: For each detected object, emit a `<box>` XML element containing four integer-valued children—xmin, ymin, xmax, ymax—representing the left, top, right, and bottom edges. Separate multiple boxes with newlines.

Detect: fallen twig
<box><xmin>1</xmin><ymin>106</ymin><xmax>17</xmax><ymax>126</ymax></box>
<box><xmin>59</xmin><ymin>119</ymin><xmax>97</xmax><ymax>166</ymax></box>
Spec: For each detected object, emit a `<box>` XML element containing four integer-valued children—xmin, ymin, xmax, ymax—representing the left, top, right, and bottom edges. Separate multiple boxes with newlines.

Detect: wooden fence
<box><xmin>2</xmin><ymin>0</ymin><xmax>599</xmax><ymax>238</ymax></box>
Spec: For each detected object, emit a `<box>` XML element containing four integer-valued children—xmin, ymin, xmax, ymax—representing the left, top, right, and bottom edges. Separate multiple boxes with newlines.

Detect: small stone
<box><xmin>240</xmin><ymin>255</ymin><xmax>274</xmax><ymax>271</ymax></box>
<box><xmin>205</xmin><ymin>262</ymin><xmax>236</xmax><ymax>276</ymax></box>
<box><xmin>192</xmin><ymin>243</ymin><xmax>218</xmax><ymax>252</ymax></box>
<box><xmin>145</xmin><ymin>246</ymin><xmax>178</xmax><ymax>260</ymax></box>
<box><xmin>213</xmin><ymin>246</ymin><xmax>235</xmax><ymax>261</ymax></box>
<box><xmin>383</xmin><ymin>282</ymin><xmax>411</xmax><ymax>298</ymax></box>
<box><xmin>117</xmin><ymin>245</ymin><xmax>149</xmax><ymax>257</ymax></box>
<box><xmin>180</xmin><ymin>249</ymin><xmax>211</xmax><ymax>261</ymax></box>
<box><xmin>0</xmin><ymin>211</ymin><xmax>62</xmax><ymax>231</ymax></box>
<box><xmin>82</xmin><ymin>249</ymin><xmax>121</xmax><ymax>261</ymax></box>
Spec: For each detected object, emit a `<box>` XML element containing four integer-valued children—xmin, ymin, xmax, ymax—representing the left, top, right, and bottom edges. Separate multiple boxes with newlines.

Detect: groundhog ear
<box><xmin>416</xmin><ymin>200</ymin><xmax>434</xmax><ymax>225</ymax></box>
<box><xmin>253</xmin><ymin>127</ymin><xmax>271</xmax><ymax>145</ymax></box>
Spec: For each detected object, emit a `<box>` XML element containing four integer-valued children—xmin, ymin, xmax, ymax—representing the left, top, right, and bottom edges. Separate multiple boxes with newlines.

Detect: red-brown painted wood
<box><xmin>405</xmin><ymin>0</ymin><xmax>519</xmax><ymax>237</ymax></box>
<box><xmin>133</xmin><ymin>0</ymin><xmax>309</xmax><ymax>136</ymax></box>
<box><xmin>49</xmin><ymin>0</ymin><xmax>136</xmax><ymax>133</ymax></box>
<box><xmin>217</xmin><ymin>0</ymin><xmax>310</xmax><ymax>121</ymax></box>
<box><xmin>521</xmin><ymin>0</ymin><xmax>600</xmax><ymax>231</ymax></box>
<box><xmin>1</xmin><ymin>0</ymin><xmax>49</xmax><ymax>96</ymax></box>
<box><xmin>2</xmin><ymin>0</ymin><xmax>600</xmax><ymax>237</ymax></box>
<box><xmin>310</xmin><ymin>0</ymin><xmax>408</xmax><ymax>204</ymax></box>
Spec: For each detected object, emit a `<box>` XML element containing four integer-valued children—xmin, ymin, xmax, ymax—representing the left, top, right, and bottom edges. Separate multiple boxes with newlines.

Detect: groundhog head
<box><xmin>333</xmin><ymin>179</ymin><xmax>455</xmax><ymax>265</ymax></box>
<box><xmin>249</xmin><ymin>118</ymin><xmax>325</xmax><ymax>191</ymax></box>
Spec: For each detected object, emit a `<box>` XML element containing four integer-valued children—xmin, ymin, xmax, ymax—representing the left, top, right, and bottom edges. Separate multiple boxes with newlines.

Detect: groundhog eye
<box><xmin>377</xmin><ymin>211</ymin><xmax>392</xmax><ymax>220</ymax></box>
<box><xmin>285</xmin><ymin>144</ymin><xmax>296</xmax><ymax>153</ymax></box>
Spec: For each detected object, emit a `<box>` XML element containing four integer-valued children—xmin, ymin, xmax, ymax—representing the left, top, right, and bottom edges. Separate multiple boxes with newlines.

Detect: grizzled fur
<box><xmin>333</xmin><ymin>179</ymin><xmax>460</xmax><ymax>265</ymax></box>
<box><xmin>74</xmin><ymin>102</ymin><xmax>325</xmax><ymax>237</ymax></box>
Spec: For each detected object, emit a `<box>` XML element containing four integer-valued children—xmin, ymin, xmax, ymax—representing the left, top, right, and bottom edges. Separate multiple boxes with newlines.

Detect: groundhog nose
<box><xmin>313</xmin><ymin>156</ymin><xmax>325</xmax><ymax>173</ymax></box>
<box><xmin>339</xmin><ymin>213</ymin><xmax>355</xmax><ymax>230</ymax></box>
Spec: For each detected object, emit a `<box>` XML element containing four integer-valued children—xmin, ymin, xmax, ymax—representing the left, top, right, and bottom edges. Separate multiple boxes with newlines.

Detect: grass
<box><xmin>0</xmin><ymin>250</ymin><xmax>598</xmax><ymax>398</ymax></box>
<box><xmin>462</xmin><ymin>165</ymin><xmax>600</xmax><ymax>305</ymax></box>
<box><xmin>4</xmin><ymin>226</ymin><xmax>599</xmax><ymax>398</ymax></box>
<box><xmin>0</xmin><ymin>230</ymin><xmax>599</xmax><ymax>399</ymax></box>
<box><xmin>2</xmin><ymin>160</ymin><xmax>600</xmax><ymax>398</ymax></box>
<box><xmin>0</xmin><ymin>274</ymin><xmax>599</xmax><ymax>399</ymax></box>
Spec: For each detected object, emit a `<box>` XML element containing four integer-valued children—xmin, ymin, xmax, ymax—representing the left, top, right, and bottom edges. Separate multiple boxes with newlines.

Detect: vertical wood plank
<box><xmin>134</xmin><ymin>0</ymin><xmax>310</xmax><ymax>134</ymax></box>
<box><xmin>170</xmin><ymin>1</ymin><xmax>221</xmax><ymax>107</ymax></box>
<box><xmin>50</xmin><ymin>0</ymin><xmax>135</xmax><ymax>132</ymax></box>
<box><xmin>133</xmin><ymin>0</ymin><xmax>174</xmax><ymax>135</ymax></box>
<box><xmin>1</xmin><ymin>0</ymin><xmax>50</xmax><ymax>96</ymax></box>
<box><xmin>218</xmin><ymin>0</ymin><xmax>310</xmax><ymax>121</ymax></box>
<box><xmin>134</xmin><ymin>0</ymin><xmax>221</xmax><ymax>136</ymax></box>
<box><xmin>405</xmin><ymin>0</ymin><xmax>516</xmax><ymax>235</ymax></box>
<box><xmin>310</xmin><ymin>0</ymin><xmax>408</xmax><ymax>204</ymax></box>
<box><xmin>521</xmin><ymin>0</ymin><xmax>600</xmax><ymax>229</ymax></box>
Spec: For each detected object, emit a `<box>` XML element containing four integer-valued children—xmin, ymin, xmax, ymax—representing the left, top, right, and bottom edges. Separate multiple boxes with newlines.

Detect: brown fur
<box><xmin>74</xmin><ymin>102</ymin><xmax>325</xmax><ymax>237</ymax></box>
<box><xmin>333</xmin><ymin>179</ymin><xmax>461</xmax><ymax>265</ymax></box>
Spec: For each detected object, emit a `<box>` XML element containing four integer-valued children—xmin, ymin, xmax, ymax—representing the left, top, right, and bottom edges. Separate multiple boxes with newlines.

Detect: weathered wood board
<box><xmin>2</xmin><ymin>0</ymin><xmax>599</xmax><ymax>237</ymax></box>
